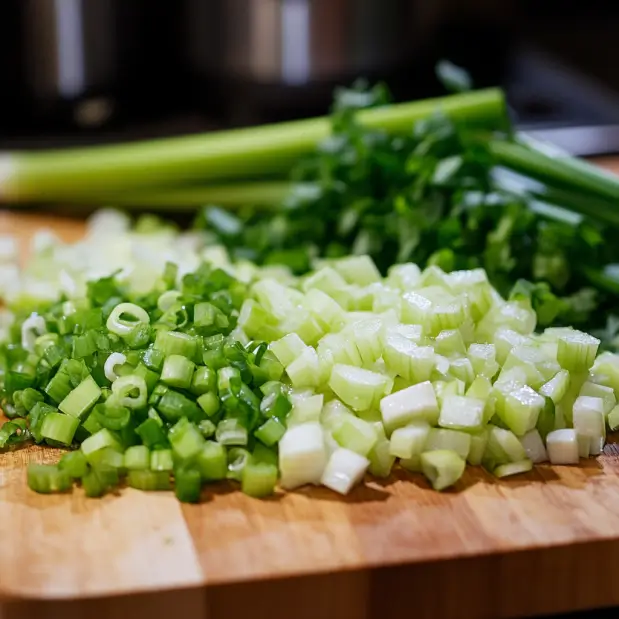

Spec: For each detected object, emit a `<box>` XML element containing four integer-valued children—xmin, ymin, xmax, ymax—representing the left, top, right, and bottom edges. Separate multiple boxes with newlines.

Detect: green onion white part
<box><xmin>0</xmin><ymin>211</ymin><xmax>616</xmax><ymax>502</ymax></box>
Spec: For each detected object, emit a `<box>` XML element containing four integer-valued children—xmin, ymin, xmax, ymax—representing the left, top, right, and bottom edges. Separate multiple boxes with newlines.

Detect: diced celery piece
<box><xmin>286</xmin><ymin>347</ymin><xmax>320</xmax><ymax>388</ymax></box>
<box><xmin>467</xmin><ymin>429</ymin><xmax>489</xmax><ymax>466</ymax></box>
<box><xmin>466</xmin><ymin>376</ymin><xmax>494</xmax><ymax>423</ymax></box>
<box><xmin>332</xmin><ymin>255</ymin><xmax>381</xmax><ymax>286</ymax></box>
<box><xmin>379</xmin><ymin>381</ymin><xmax>439</xmax><ymax>431</ymax></box>
<box><xmin>431</xmin><ymin>355</ymin><xmax>451</xmax><ymax>381</ymax></box>
<box><xmin>494</xmin><ymin>459</ymin><xmax>533</xmax><ymax>478</ymax></box>
<box><xmin>577</xmin><ymin>433</ymin><xmax>590</xmax><ymax>459</ymax></box>
<box><xmin>318</xmin><ymin>333</ymin><xmax>363</xmax><ymax>367</ymax></box>
<box><xmin>425</xmin><ymin>428</ymin><xmax>471</xmax><ymax>460</ymax></box>
<box><xmin>428</xmin><ymin>297</ymin><xmax>467</xmax><ymax>336</ymax></box>
<box><xmin>438</xmin><ymin>395</ymin><xmax>485</xmax><ymax>432</ymax></box>
<box><xmin>484</xmin><ymin>426</ymin><xmax>527</xmax><ymax>468</ymax></box>
<box><xmin>493</xmin><ymin>328</ymin><xmax>531</xmax><ymax>365</ymax></box>
<box><xmin>367</xmin><ymin>422</ymin><xmax>395</xmax><ymax>478</ymax></box>
<box><xmin>252</xmin><ymin>278</ymin><xmax>299</xmax><ymax>320</ymax></box>
<box><xmin>303</xmin><ymin>288</ymin><xmax>346</xmax><ymax>332</ymax></box>
<box><xmin>419</xmin><ymin>265</ymin><xmax>451</xmax><ymax>289</ymax></box>
<box><xmin>579</xmin><ymin>382</ymin><xmax>616</xmax><ymax>414</ymax></box>
<box><xmin>591</xmin><ymin>352</ymin><xmax>619</xmax><ymax>394</ymax></box>
<box><xmin>435</xmin><ymin>329</ymin><xmax>466</xmax><ymax>356</ymax></box>
<box><xmin>504</xmin><ymin>345</ymin><xmax>561</xmax><ymax>383</ymax></box>
<box><xmin>448</xmin><ymin>356</ymin><xmax>475</xmax><ymax>387</ymax></box>
<box><xmin>344</xmin><ymin>317</ymin><xmax>385</xmax><ymax>366</ymax></box>
<box><xmin>329</xmin><ymin>364</ymin><xmax>391</xmax><ymax>412</ymax></box>
<box><xmin>557</xmin><ymin>330</ymin><xmax>600</xmax><ymax>372</ymax></box>
<box><xmin>237</xmin><ymin>299</ymin><xmax>281</xmax><ymax>341</ymax></box>
<box><xmin>287</xmin><ymin>392</ymin><xmax>323</xmax><ymax>426</ymax></box>
<box><xmin>321</xmin><ymin>447</ymin><xmax>370</xmax><ymax>495</ymax></box>
<box><xmin>386</xmin><ymin>263</ymin><xmax>421</xmax><ymax>291</ymax></box>
<box><xmin>467</xmin><ymin>343</ymin><xmax>499</xmax><ymax>379</ymax></box>
<box><xmin>279</xmin><ymin>422</ymin><xmax>327</xmax><ymax>489</ymax></box>
<box><xmin>382</xmin><ymin>334</ymin><xmax>435</xmax><ymax>383</ymax></box>
<box><xmin>320</xmin><ymin>399</ymin><xmax>354</xmax><ymax>431</ymax></box>
<box><xmin>497</xmin><ymin>384</ymin><xmax>544</xmax><ymax>437</ymax></box>
<box><xmin>477</xmin><ymin>301</ymin><xmax>537</xmax><ymax>342</ymax></box>
<box><xmin>332</xmin><ymin>416</ymin><xmax>377</xmax><ymax>457</ymax></box>
<box><xmin>269</xmin><ymin>333</ymin><xmax>307</xmax><ymax>367</ymax></box>
<box><xmin>539</xmin><ymin>370</ymin><xmax>570</xmax><ymax>405</ymax></box>
<box><xmin>280</xmin><ymin>310</ymin><xmax>324</xmax><ymax>346</ymax></box>
<box><xmin>370</xmin><ymin>284</ymin><xmax>402</xmax><ymax>315</ymax></box>
<box><xmin>432</xmin><ymin>379</ymin><xmax>465</xmax><ymax>408</ymax></box>
<box><xmin>420</xmin><ymin>450</ymin><xmax>466</xmax><ymax>491</ymax></box>
<box><xmin>536</xmin><ymin>396</ymin><xmax>555</xmax><ymax>441</ymax></box>
<box><xmin>389</xmin><ymin>423</ymin><xmax>430</xmax><ymax>459</ymax></box>
<box><xmin>400</xmin><ymin>455</ymin><xmax>422</xmax><ymax>473</ymax></box>
<box><xmin>546</xmin><ymin>429</ymin><xmax>579</xmax><ymax>464</ymax></box>
<box><xmin>572</xmin><ymin>396</ymin><xmax>606</xmax><ymax>455</ymax></box>
<box><xmin>608</xmin><ymin>404</ymin><xmax>619</xmax><ymax>431</ymax></box>
<box><xmin>301</xmin><ymin>266</ymin><xmax>347</xmax><ymax>295</ymax></box>
<box><xmin>382</xmin><ymin>323</ymin><xmax>423</xmax><ymax>345</ymax></box>
<box><xmin>520</xmin><ymin>429</ymin><xmax>548</xmax><ymax>463</ymax></box>
<box><xmin>401</xmin><ymin>291</ymin><xmax>433</xmax><ymax>327</ymax></box>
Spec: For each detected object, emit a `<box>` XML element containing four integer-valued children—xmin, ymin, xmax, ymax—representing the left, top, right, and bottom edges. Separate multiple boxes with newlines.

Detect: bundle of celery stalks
<box><xmin>2</xmin><ymin>74</ymin><xmax>619</xmax><ymax>502</ymax></box>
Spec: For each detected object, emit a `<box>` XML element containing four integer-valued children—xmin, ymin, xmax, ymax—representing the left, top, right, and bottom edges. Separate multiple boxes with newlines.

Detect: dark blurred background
<box><xmin>1</xmin><ymin>0</ymin><xmax>619</xmax><ymax>155</ymax></box>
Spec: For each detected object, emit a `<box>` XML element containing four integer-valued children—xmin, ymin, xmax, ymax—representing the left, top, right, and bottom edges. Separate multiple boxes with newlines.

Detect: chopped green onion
<box><xmin>197</xmin><ymin>441</ymin><xmax>228</xmax><ymax>481</ymax></box>
<box><xmin>215</xmin><ymin>418</ymin><xmax>248</xmax><ymax>446</ymax></box>
<box><xmin>227</xmin><ymin>447</ymin><xmax>251</xmax><ymax>482</ymax></box>
<box><xmin>111</xmin><ymin>375</ymin><xmax>147</xmax><ymax>409</ymax></box>
<box><xmin>161</xmin><ymin>354</ymin><xmax>196</xmax><ymax>390</ymax></box>
<box><xmin>58</xmin><ymin>450</ymin><xmax>89</xmax><ymax>478</ymax></box>
<box><xmin>127</xmin><ymin>469</ymin><xmax>171</xmax><ymax>491</ymax></box>
<box><xmin>41</xmin><ymin>412</ymin><xmax>80</xmax><ymax>445</ymax></box>
<box><xmin>124</xmin><ymin>445</ymin><xmax>150</xmax><ymax>470</ymax></box>
<box><xmin>59</xmin><ymin>375</ymin><xmax>101</xmax><ymax>419</ymax></box>
<box><xmin>106</xmin><ymin>302</ymin><xmax>150</xmax><ymax>337</ymax></box>
<box><xmin>241</xmin><ymin>461</ymin><xmax>278</xmax><ymax>497</ymax></box>
<box><xmin>174</xmin><ymin>467</ymin><xmax>202</xmax><ymax>503</ymax></box>
<box><xmin>168</xmin><ymin>418</ymin><xmax>206</xmax><ymax>461</ymax></box>
<box><xmin>151</xmin><ymin>449</ymin><xmax>174</xmax><ymax>472</ymax></box>
<box><xmin>28</xmin><ymin>464</ymin><xmax>72</xmax><ymax>494</ymax></box>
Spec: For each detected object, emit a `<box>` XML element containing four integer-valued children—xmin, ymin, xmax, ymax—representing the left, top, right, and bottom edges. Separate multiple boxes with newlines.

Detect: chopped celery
<box><xmin>438</xmin><ymin>395</ymin><xmax>485</xmax><ymax>432</ymax></box>
<box><xmin>332</xmin><ymin>416</ymin><xmax>377</xmax><ymax>457</ymax></box>
<box><xmin>497</xmin><ymin>385</ymin><xmax>544</xmax><ymax>437</ymax></box>
<box><xmin>379</xmin><ymin>381</ymin><xmax>439</xmax><ymax>431</ymax></box>
<box><xmin>494</xmin><ymin>459</ymin><xmax>533</xmax><ymax>478</ymax></box>
<box><xmin>557</xmin><ymin>330</ymin><xmax>600</xmax><ymax>372</ymax></box>
<box><xmin>572</xmin><ymin>396</ymin><xmax>605</xmax><ymax>455</ymax></box>
<box><xmin>467</xmin><ymin>429</ymin><xmax>489</xmax><ymax>466</ymax></box>
<box><xmin>420</xmin><ymin>450</ymin><xmax>465</xmax><ymax>491</ymax></box>
<box><xmin>608</xmin><ymin>404</ymin><xmax>619</xmax><ymax>431</ymax></box>
<box><xmin>425</xmin><ymin>428</ymin><xmax>471</xmax><ymax>460</ymax></box>
<box><xmin>579</xmin><ymin>382</ymin><xmax>616</xmax><ymax>414</ymax></box>
<box><xmin>546</xmin><ymin>429</ymin><xmax>579</xmax><ymax>465</ymax></box>
<box><xmin>279</xmin><ymin>422</ymin><xmax>327</xmax><ymax>489</ymax></box>
<box><xmin>520</xmin><ymin>429</ymin><xmax>548</xmax><ymax>463</ymax></box>
<box><xmin>389</xmin><ymin>423</ymin><xmax>430</xmax><ymax>459</ymax></box>
<box><xmin>539</xmin><ymin>370</ymin><xmax>570</xmax><ymax>404</ymax></box>
<box><xmin>368</xmin><ymin>423</ymin><xmax>395</xmax><ymax>478</ymax></box>
<box><xmin>329</xmin><ymin>364</ymin><xmax>390</xmax><ymax>412</ymax></box>
<box><xmin>321</xmin><ymin>447</ymin><xmax>370</xmax><ymax>495</ymax></box>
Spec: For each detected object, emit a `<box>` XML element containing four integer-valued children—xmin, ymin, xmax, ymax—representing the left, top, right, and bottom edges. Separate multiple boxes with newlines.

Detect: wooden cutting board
<box><xmin>4</xmin><ymin>171</ymin><xmax>619</xmax><ymax>619</ymax></box>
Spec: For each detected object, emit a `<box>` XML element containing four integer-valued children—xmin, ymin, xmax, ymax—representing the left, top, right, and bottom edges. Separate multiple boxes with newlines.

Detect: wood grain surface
<box><xmin>3</xmin><ymin>178</ymin><xmax>619</xmax><ymax>619</ymax></box>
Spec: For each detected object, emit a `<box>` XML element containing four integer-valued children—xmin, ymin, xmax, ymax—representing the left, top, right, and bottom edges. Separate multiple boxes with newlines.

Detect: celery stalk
<box><xmin>1</xmin><ymin>89</ymin><xmax>505</xmax><ymax>202</ymax></box>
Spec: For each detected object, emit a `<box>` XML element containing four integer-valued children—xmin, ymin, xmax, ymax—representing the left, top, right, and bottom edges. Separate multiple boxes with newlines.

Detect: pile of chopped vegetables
<box><xmin>3</xmin><ymin>70</ymin><xmax>619</xmax><ymax>501</ymax></box>
<box><xmin>1</xmin><ymin>210</ymin><xmax>619</xmax><ymax>501</ymax></box>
